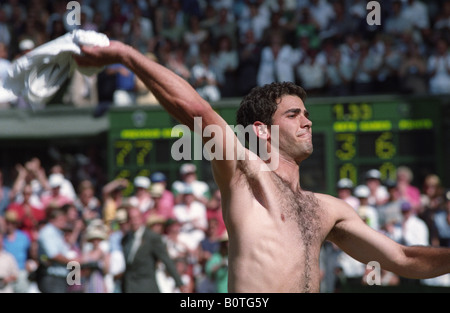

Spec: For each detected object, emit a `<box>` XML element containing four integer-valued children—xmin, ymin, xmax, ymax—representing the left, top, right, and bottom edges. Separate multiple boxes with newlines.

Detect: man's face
<box><xmin>366</xmin><ymin>178</ymin><xmax>380</xmax><ymax>191</ymax></box>
<box><xmin>80</xmin><ymin>188</ymin><xmax>93</xmax><ymax>203</ymax></box>
<box><xmin>52</xmin><ymin>186</ymin><xmax>61</xmax><ymax>196</ymax></box>
<box><xmin>184</xmin><ymin>172</ymin><xmax>196</xmax><ymax>183</ymax></box>
<box><xmin>23</xmin><ymin>186</ymin><xmax>33</xmax><ymax>202</ymax></box>
<box><xmin>338</xmin><ymin>188</ymin><xmax>351</xmax><ymax>199</ymax></box>
<box><xmin>128</xmin><ymin>208</ymin><xmax>143</xmax><ymax>232</ymax></box>
<box><xmin>183</xmin><ymin>193</ymin><xmax>195</xmax><ymax>205</ymax></box>
<box><xmin>54</xmin><ymin>214</ymin><xmax>68</xmax><ymax>229</ymax></box>
<box><xmin>269</xmin><ymin>95</ymin><xmax>313</xmax><ymax>164</ymax></box>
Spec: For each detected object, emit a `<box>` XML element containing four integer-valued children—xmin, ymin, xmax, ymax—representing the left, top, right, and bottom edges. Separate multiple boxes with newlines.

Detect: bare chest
<box><xmin>231</xmin><ymin>167</ymin><xmax>325</xmax><ymax>292</ymax></box>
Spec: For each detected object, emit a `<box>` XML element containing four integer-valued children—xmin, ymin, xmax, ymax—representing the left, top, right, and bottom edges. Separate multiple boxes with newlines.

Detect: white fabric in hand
<box><xmin>3</xmin><ymin>29</ymin><xmax>110</xmax><ymax>106</ymax></box>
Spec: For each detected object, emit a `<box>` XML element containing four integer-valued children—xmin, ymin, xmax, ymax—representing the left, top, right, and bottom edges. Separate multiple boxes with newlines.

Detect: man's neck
<box><xmin>272</xmin><ymin>156</ymin><xmax>301</xmax><ymax>191</ymax></box>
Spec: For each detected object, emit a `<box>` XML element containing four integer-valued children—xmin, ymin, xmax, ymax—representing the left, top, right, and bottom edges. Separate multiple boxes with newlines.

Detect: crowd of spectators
<box><xmin>1</xmin><ymin>0</ymin><xmax>450</xmax><ymax>109</ymax></box>
<box><xmin>0</xmin><ymin>155</ymin><xmax>449</xmax><ymax>293</ymax></box>
<box><xmin>0</xmin><ymin>158</ymin><xmax>230</xmax><ymax>293</ymax></box>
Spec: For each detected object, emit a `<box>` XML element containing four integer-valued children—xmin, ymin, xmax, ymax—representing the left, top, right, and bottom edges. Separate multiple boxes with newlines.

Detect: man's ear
<box><xmin>253</xmin><ymin>122</ymin><xmax>270</xmax><ymax>140</ymax></box>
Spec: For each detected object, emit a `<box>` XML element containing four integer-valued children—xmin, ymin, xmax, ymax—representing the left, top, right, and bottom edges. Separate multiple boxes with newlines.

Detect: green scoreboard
<box><xmin>303</xmin><ymin>96</ymin><xmax>444</xmax><ymax>194</ymax></box>
<box><xmin>108</xmin><ymin>95</ymin><xmax>446</xmax><ymax>196</ymax></box>
<box><xmin>108</xmin><ymin>107</ymin><xmax>182</xmax><ymax>196</ymax></box>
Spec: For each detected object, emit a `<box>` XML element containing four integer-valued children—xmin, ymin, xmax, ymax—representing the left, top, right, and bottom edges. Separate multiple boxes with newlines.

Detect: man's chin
<box><xmin>296</xmin><ymin>147</ymin><xmax>313</xmax><ymax>163</ymax></box>
<box><xmin>305</xmin><ymin>144</ymin><xmax>314</xmax><ymax>156</ymax></box>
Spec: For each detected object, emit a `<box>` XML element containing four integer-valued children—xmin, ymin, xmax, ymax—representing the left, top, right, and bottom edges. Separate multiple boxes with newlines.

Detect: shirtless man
<box><xmin>74</xmin><ymin>41</ymin><xmax>450</xmax><ymax>292</ymax></box>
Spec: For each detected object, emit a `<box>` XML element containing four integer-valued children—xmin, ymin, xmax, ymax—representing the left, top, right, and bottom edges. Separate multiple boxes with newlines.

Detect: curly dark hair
<box><xmin>236</xmin><ymin>82</ymin><xmax>307</xmax><ymax>127</ymax></box>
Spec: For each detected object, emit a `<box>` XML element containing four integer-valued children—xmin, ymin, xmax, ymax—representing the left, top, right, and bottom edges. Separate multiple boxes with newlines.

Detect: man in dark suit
<box><xmin>121</xmin><ymin>206</ymin><xmax>184</xmax><ymax>293</ymax></box>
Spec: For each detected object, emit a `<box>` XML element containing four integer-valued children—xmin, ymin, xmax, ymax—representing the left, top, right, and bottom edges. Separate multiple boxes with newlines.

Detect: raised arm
<box><xmin>325</xmin><ymin>195</ymin><xmax>450</xmax><ymax>280</ymax></box>
<box><xmin>74</xmin><ymin>41</ymin><xmax>241</xmax><ymax>190</ymax></box>
<box><xmin>75</xmin><ymin>41</ymin><xmax>209</xmax><ymax>129</ymax></box>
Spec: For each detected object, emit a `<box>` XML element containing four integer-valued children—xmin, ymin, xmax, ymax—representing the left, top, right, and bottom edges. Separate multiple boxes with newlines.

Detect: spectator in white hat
<box><xmin>172</xmin><ymin>163</ymin><xmax>210</xmax><ymax>206</ymax></box>
<box><xmin>102</xmin><ymin>178</ymin><xmax>129</xmax><ymax>229</ymax></box>
<box><xmin>49</xmin><ymin>164</ymin><xmax>77</xmax><ymax>202</ymax></box>
<box><xmin>354</xmin><ymin>184</ymin><xmax>379</xmax><ymax>231</ymax></box>
<box><xmin>129</xmin><ymin>176</ymin><xmax>153</xmax><ymax>218</ymax></box>
<box><xmin>81</xmin><ymin>221</ymin><xmax>110</xmax><ymax>293</ymax></box>
<box><xmin>336</xmin><ymin>178</ymin><xmax>359</xmax><ymax>210</ymax></box>
<box><xmin>173</xmin><ymin>184</ymin><xmax>208</xmax><ymax>251</ymax></box>
<box><xmin>40</xmin><ymin>173</ymin><xmax>73</xmax><ymax>211</ymax></box>
<box><xmin>364</xmin><ymin>169</ymin><xmax>389</xmax><ymax>207</ymax></box>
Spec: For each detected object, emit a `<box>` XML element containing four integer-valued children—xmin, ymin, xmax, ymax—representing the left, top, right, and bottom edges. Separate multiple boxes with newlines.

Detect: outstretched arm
<box><xmin>74</xmin><ymin>41</ymin><xmax>241</xmax><ymax>191</ymax></box>
<box><xmin>325</xmin><ymin>195</ymin><xmax>450</xmax><ymax>280</ymax></box>
<box><xmin>74</xmin><ymin>41</ymin><xmax>209</xmax><ymax>129</ymax></box>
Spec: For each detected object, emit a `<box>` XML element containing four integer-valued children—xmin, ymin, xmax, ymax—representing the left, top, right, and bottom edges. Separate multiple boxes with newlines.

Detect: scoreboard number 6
<box><xmin>375</xmin><ymin>132</ymin><xmax>396</xmax><ymax>160</ymax></box>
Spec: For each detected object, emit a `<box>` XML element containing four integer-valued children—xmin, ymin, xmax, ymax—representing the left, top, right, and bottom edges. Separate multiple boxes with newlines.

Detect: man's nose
<box><xmin>301</xmin><ymin>115</ymin><xmax>312</xmax><ymax>128</ymax></box>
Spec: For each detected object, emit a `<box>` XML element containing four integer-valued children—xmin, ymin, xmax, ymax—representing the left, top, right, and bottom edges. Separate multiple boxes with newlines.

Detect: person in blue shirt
<box><xmin>0</xmin><ymin>169</ymin><xmax>11</xmax><ymax>217</ymax></box>
<box><xmin>434</xmin><ymin>190</ymin><xmax>450</xmax><ymax>247</ymax></box>
<box><xmin>107</xmin><ymin>64</ymin><xmax>137</xmax><ymax>106</ymax></box>
<box><xmin>3</xmin><ymin>210</ymin><xmax>30</xmax><ymax>292</ymax></box>
<box><xmin>37</xmin><ymin>208</ymin><xmax>80</xmax><ymax>293</ymax></box>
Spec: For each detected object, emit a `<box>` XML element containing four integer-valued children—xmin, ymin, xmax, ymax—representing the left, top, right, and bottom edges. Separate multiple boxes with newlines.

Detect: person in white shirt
<box><xmin>190</xmin><ymin>47</ymin><xmax>221</xmax><ymax>102</ymax></box>
<box><xmin>237</xmin><ymin>1</ymin><xmax>270</xmax><ymax>43</ymax></box>
<box><xmin>427</xmin><ymin>38</ymin><xmax>450</xmax><ymax>95</ymax></box>
<box><xmin>364</xmin><ymin>169</ymin><xmax>389</xmax><ymax>207</ymax></box>
<box><xmin>309</xmin><ymin>0</ymin><xmax>335</xmax><ymax>31</ymax></box>
<box><xmin>296</xmin><ymin>48</ymin><xmax>326</xmax><ymax>95</ymax></box>
<box><xmin>384</xmin><ymin>0</ymin><xmax>414</xmax><ymax>37</ymax></box>
<box><xmin>172</xmin><ymin>163</ymin><xmax>210</xmax><ymax>206</ymax></box>
<box><xmin>0</xmin><ymin>42</ymin><xmax>11</xmax><ymax>82</ymax></box>
<box><xmin>49</xmin><ymin>164</ymin><xmax>77</xmax><ymax>201</ymax></box>
<box><xmin>336</xmin><ymin>178</ymin><xmax>359</xmax><ymax>210</ymax></box>
<box><xmin>212</xmin><ymin>34</ymin><xmax>239</xmax><ymax>97</ymax></box>
<box><xmin>0</xmin><ymin>9</ymin><xmax>11</xmax><ymax>46</ymax></box>
<box><xmin>400</xmin><ymin>201</ymin><xmax>429</xmax><ymax>247</ymax></box>
<box><xmin>401</xmin><ymin>0</ymin><xmax>430</xmax><ymax>31</ymax></box>
<box><xmin>257</xmin><ymin>31</ymin><xmax>297</xmax><ymax>87</ymax></box>
<box><xmin>173</xmin><ymin>185</ymin><xmax>208</xmax><ymax>251</ymax></box>
<box><xmin>325</xmin><ymin>47</ymin><xmax>353</xmax><ymax>96</ymax></box>
<box><xmin>128</xmin><ymin>176</ymin><xmax>153</xmax><ymax>215</ymax></box>
<box><xmin>354</xmin><ymin>185</ymin><xmax>379</xmax><ymax>231</ymax></box>
<box><xmin>352</xmin><ymin>42</ymin><xmax>382</xmax><ymax>95</ymax></box>
<box><xmin>0</xmin><ymin>42</ymin><xmax>17</xmax><ymax>107</ymax></box>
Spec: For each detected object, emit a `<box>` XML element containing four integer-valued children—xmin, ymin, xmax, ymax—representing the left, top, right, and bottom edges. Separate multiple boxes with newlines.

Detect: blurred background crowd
<box><xmin>0</xmin><ymin>157</ymin><xmax>449</xmax><ymax>293</ymax></box>
<box><xmin>0</xmin><ymin>0</ymin><xmax>450</xmax><ymax>109</ymax></box>
<box><xmin>0</xmin><ymin>159</ymin><xmax>230</xmax><ymax>293</ymax></box>
<box><xmin>0</xmin><ymin>0</ymin><xmax>449</xmax><ymax>293</ymax></box>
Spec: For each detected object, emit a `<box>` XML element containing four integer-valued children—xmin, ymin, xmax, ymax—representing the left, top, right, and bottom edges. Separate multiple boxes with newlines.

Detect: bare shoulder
<box><xmin>312</xmin><ymin>192</ymin><xmax>361</xmax><ymax>230</ymax></box>
<box><xmin>313</xmin><ymin>192</ymin><xmax>353</xmax><ymax>215</ymax></box>
<box><xmin>217</xmin><ymin>155</ymin><xmax>261</xmax><ymax>198</ymax></box>
<box><xmin>313</xmin><ymin>192</ymin><xmax>377</xmax><ymax>245</ymax></box>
